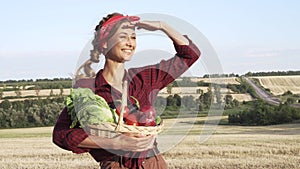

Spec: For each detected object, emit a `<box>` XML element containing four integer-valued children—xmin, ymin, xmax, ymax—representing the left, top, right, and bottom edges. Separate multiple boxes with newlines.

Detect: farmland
<box><xmin>0</xmin><ymin>117</ymin><xmax>299</xmax><ymax>169</ymax></box>
<box><xmin>0</xmin><ymin>77</ymin><xmax>253</xmax><ymax>103</ymax></box>
<box><xmin>252</xmin><ymin>75</ymin><xmax>300</xmax><ymax>95</ymax></box>
<box><xmin>1</xmin><ymin>75</ymin><xmax>299</xmax><ymax>168</ymax></box>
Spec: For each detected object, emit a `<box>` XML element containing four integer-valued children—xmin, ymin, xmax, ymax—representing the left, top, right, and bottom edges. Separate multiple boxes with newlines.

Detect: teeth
<box><xmin>123</xmin><ymin>49</ymin><xmax>132</xmax><ymax>53</ymax></box>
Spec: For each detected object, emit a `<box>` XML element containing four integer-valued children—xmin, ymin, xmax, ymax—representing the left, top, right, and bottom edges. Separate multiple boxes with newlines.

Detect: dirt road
<box><xmin>242</xmin><ymin>76</ymin><xmax>280</xmax><ymax>105</ymax></box>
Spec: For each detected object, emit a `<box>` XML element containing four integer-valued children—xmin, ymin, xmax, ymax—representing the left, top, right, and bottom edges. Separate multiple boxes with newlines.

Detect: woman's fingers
<box><xmin>134</xmin><ymin>21</ymin><xmax>162</xmax><ymax>31</ymax></box>
<box><xmin>117</xmin><ymin>134</ymin><xmax>156</xmax><ymax>152</ymax></box>
<box><xmin>91</xmin><ymin>133</ymin><xmax>157</xmax><ymax>152</ymax></box>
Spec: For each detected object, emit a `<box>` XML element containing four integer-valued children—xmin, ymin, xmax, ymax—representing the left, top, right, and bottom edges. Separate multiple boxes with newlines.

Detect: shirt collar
<box><xmin>95</xmin><ymin>69</ymin><xmax>128</xmax><ymax>89</ymax></box>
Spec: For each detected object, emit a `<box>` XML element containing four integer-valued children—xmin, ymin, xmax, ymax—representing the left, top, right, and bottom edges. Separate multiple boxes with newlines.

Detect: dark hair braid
<box><xmin>90</xmin><ymin>12</ymin><xmax>122</xmax><ymax>61</ymax></box>
<box><xmin>76</xmin><ymin>12</ymin><xmax>124</xmax><ymax>79</ymax></box>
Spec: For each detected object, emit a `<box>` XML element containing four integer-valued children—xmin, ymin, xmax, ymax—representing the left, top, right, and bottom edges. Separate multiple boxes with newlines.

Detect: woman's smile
<box><xmin>122</xmin><ymin>48</ymin><xmax>134</xmax><ymax>54</ymax></box>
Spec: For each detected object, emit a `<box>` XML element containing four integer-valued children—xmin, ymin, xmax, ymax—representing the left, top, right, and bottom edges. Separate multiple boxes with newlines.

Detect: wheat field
<box><xmin>253</xmin><ymin>75</ymin><xmax>300</xmax><ymax>95</ymax></box>
<box><xmin>1</xmin><ymin>77</ymin><xmax>253</xmax><ymax>103</ymax></box>
<box><xmin>0</xmin><ymin>117</ymin><xmax>299</xmax><ymax>169</ymax></box>
<box><xmin>190</xmin><ymin>77</ymin><xmax>241</xmax><ymax>85</ymax></box>
<box><xmin>2</xmin><ymin>89</ymin><xmax>71</xmax><ymax>98</ymax></box>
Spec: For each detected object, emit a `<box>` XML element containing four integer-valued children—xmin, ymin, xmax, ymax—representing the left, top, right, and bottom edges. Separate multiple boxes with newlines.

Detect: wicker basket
<box><xmin>84</xmin><ymin>81</ymin><xmax>164</xmax><ymax>138</ymax></box>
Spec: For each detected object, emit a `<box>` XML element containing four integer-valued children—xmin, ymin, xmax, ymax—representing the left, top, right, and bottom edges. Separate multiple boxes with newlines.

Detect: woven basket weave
<box><xmin>84</xmin><ymin>81</ymin><xmax>164</xmax><ymax>138</ymax></box>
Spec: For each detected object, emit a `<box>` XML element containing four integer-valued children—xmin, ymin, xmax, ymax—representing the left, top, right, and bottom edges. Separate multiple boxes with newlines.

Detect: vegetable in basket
<box><xmin>65</xmin><ymin>88</ymin><xmax>118</xmax><ymax>128</ymax></box>
<box><xmin>122</xmin><ymin>104</ymin><xmax>162</xmax><ymax>127</ymax></box>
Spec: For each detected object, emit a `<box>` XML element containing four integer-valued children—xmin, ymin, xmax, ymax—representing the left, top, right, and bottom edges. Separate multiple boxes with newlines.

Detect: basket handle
<box><xmin>115</xmin><ymin>80</ymin><xmax>128</xmax><ymax>132</ymax></box>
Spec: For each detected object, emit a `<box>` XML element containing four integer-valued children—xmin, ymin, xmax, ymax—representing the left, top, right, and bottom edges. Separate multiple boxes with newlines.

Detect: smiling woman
<box><xmin>53</xmin><ymin>12</ymin><xmax>201</xmax><ymax>169</ymax></box>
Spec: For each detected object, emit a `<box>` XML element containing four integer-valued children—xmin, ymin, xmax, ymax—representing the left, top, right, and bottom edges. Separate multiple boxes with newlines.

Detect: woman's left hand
<box><xmin>135</xmin><ymin>21</ymin><xmax>163</xmax><ymax>31</ymax></box>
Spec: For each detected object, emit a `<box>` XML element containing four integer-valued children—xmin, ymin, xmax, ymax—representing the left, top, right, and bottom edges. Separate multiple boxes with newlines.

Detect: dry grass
<box><xmin>0</xmin><ymin>117</ymin><xmax>299</xmax><ymax>169</ymax></box>
<box><xmin>253</xmin><ymin>75</ymin><xmax>300</xmax><ymax>95</ymax></box>
<box><xmin>0</xmin><ymin>137</ymin><xmax>98</xmax><ymax>169</ymax></box>
<box><xmin>165</xmin><ymin>123</ymin><xmax>300</xmax><ymax>169</ymax></box>
<box><xmin>0</xmin><ymin>127</ymin><xmax>99</xmax><ymax>169</ymax></box>
<box><xmin>190</xmin><ymin>77</ymin><xmax>241</xmax><ymax>85</ymax></box>
<box><xmin>230</xmin><ymin>93</ymin><xmax>253</xmax><ymax>102</ymax></box>
<box><xmin>2</xmin><ymin>89</ymin><xmax>71</xmax><ymax>98</ymax></box>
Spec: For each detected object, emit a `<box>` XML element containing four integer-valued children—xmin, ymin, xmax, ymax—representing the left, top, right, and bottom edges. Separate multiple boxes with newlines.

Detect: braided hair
<box><xmin>90</xmin><ymin>12</ymin><xmax>123</xmax><ymax>60</ymax></box>
<box><xmin>75</xmin><ymin>12</ymin><xmax>125</xmax><ymax>79</ymax></box>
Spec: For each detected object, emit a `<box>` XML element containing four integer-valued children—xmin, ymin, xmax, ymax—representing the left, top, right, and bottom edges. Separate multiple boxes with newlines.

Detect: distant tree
<box><xmin>286</xmin><ymin>97</ymin><xmax>296</xmax><ymax>105</ymax></box>
<box><xmin>2</xmin><ymin>84</ymin><xmax>7</xmax><ymax>90</ymax></box>
<box><xmin>0</xmin><ymin>90</ymin><xmax>3</xmax><ymax>99</ymax></box>
<box><xmin>224</xmin><ymin>94</ymin><xmax>233</xmax><ymax>104</ymax></box>
<box><xmin>213</xmin><ymin>84</ymin><xmax>222</xmax><ymax>105</ymax></box>
<box><xmin>224</xmin><ymin>94</ymin><xmax>233</xmax><ymax>109</ymax></box>
<box><xmin>166</xmin><ymin>95</ymin><xmax>175</xmax><ymax>107</ymax></box>
<box><xmin>173</xmin><ymin>94</ymin><xmax>181</xmax><ymax>107</ymax></box>
<box><xmin>50</xmin><ymin>89</ymin><xmax>54</xmax><ymax>96</ymax></box>
<box><xmin>27</xmin><ymin>105</ymin><xmax>42</xmax><ymax>126</ymax></box>
<box><xmin>59</xmin><ymin>84</ymin><xmax>64</xmax><ymax>96</ymax></box>
<box><xmin>22</xmin><ymin>84</ymin><xmax>26</xmax><ymax>90</ymax></box>
<box><xmin>182</xmin><ymin>95</ymin><xmax>195</xmax><ymax>109</ymax></box>
<box><xmin>202</xmin><ymin>87</ymin><xmax>212</xmax><ymax>108</ymax></box>
<box><xmin>233</xmin><ymin>99</ymin><xmax>240</xmax><ymax>107</ymax></box>
<box><xmin>198</xmin><ymin>102</ymin><xmax>204</xmax><ymax>112</ymax></box>
<box><xmin>0</xmin><ymin>99</ymin><xmax>11</xmax><ymax>109</ymax></box>
<box><xmin>196</xmin><ymin>89</ymin><xmax>203</xmax><ymax>94</ymax></box>
<box><xmin>35</xmin><ymin>85</ymin><xmax>41</xmax><ymax>96</ymax></box>
<box><xmin>166</xmin><ymin>84</ymin><xmax>173</xmax><ymax>94</ymax></box>
<box><xmin>282</xmin><ymin>90</ymin><xmax>293</xmax><ymax>96</ymax></box>
<box><xmin>15</xmin><ymin>89</ymin><xmax>22</xmax><ymax>98</ymax></box>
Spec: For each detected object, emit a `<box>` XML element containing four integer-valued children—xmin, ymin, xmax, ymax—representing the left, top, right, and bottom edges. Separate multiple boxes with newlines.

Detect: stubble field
<box><xmin>0</xmin><ymin>117</ymin><xmax>299</xmax><ymax>169</ymax></box>
<box><xmin>252</xmin><ymin>75</ymin><xmax>300</xmax><ymax>95</ymax></box>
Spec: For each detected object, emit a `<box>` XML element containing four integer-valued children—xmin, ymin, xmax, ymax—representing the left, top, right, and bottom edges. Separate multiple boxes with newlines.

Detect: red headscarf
<box><xmin>98</xmin><ymin>14</ymin><xmax>140</xmax><ymax>53</ymax></box>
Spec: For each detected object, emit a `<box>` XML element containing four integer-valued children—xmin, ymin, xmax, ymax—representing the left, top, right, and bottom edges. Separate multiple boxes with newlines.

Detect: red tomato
<box><xmin>139</xmin><ymin>115</ymin><xmax>156</xmax><ymax>126</ymax></box>
<box><xmin>125</xmin><ymin>113</ymin><xmax>139</xmax><ymax>126</ymax></box>
<box><xmin>139</xmin><ymin>105</ymin><xmax>157</xmax><ymax>126</ymax></box>
<box><xmin>116</xmin><ymin>105</ymin><xmax>130</xmax><ymax>118</ymax></box>
<box><xmin>140</xmin><ymin>105</ymin><xmax>156</xmax><ymax>118</ymax></box>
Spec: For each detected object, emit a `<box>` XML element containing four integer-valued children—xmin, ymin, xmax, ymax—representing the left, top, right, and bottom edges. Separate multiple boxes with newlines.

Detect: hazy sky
<box><xmin>0</xmin><ymin>0</ymin><xmax>299</xmax><ymax>81</ymax></box>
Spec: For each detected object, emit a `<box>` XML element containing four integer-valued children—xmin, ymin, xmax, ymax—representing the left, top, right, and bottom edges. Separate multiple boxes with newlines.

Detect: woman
<box><xmin>53</xmin><ymin>12</ymin><xmax>200</xmax><ymax>169</ymax></box>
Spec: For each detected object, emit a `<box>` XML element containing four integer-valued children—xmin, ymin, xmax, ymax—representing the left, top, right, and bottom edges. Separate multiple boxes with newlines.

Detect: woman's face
<box><xmin>104</xmin><ymin>21</ymin><xmax>136</xmax><ymax>63</ymax></box>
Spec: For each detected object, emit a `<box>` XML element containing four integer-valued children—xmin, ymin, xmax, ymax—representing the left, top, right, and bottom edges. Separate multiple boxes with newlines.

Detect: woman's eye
<box><xmin>131</xmin><ymin>36</ymin><xmax>136</xmax><ymax>40</ymax></box>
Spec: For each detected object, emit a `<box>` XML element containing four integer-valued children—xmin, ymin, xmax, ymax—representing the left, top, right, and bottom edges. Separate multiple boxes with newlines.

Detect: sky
<box><xmin>0</xmin><ymin>0</ymin><xmax>299</xmax><ymax>81</ymax></box>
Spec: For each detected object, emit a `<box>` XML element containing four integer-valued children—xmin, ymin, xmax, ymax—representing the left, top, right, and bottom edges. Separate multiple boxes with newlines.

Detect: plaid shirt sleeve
<box><xmin>134</xmin><ymin>35</ymin><xmax>201</xmax><ymax>91</ymax></box>
<box><xmin>52</xmin><ymin>107</ymin><xmax>90</xmax><ymax>154</ymax></box>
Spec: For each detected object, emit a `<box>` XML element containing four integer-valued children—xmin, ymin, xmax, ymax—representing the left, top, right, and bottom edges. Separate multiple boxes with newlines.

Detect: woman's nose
<box><xmin>126</xmin><ymin>37</ymin><xmax>133</xmax><ymax>47</ymax></box>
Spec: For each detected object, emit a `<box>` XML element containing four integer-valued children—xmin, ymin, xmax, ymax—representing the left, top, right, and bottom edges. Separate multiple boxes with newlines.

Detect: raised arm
<box><xmin>132</xmin><ymin>20</ymin><xmax>201</xmax><ymax>91</ymax></box>
<box><xmin>136</xmin><ymin>21</ymin><xmax>189</xmax><ymax>45</ymax></box>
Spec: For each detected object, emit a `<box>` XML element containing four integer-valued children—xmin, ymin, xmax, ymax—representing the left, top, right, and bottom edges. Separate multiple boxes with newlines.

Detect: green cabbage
<box><xmin>65</xmin><ymin>88</ymin><xmax>118</xmax><ymax>128</ymax></box>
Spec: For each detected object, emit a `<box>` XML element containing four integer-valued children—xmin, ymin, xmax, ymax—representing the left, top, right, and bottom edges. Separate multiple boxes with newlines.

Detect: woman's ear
<box><xmin>101</xmin><ymin>41</ymin><xmax>108</xmax><ymax>56</ymax></box>
<box><xmin>102</xmin><ymin>41</ymin><xmax>108</xmax><ymax>50</ymax></box>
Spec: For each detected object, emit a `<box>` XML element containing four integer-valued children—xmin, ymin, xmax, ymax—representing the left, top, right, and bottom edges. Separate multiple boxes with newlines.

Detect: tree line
<box><xmin>0</xmin><ymin>97</ymin><xmax>65</xmax><ymax>128</ymax></box>
<box><xmin>228</xmin><ymin>99</ymin><xmax>300</xmax><ymax>125</ymax></box>
<box><xmin>1</xmin><ymin>88</ymin><xmax>298</xmax><ymax>128</ymax></box>
<box><xmin>245</xmin><ymin>70</ymin><xmax>300</xmax><ymax>77</ymax></box>
<box><xmin>156</xmin><ymin>84</ymin><xmax>240</xmax><ymax>117</ymax></box>
<box><xmin>0</xmin><ymin>78</ymin><xmax>72</xmax><ymax>91</ymax></box>
<box><xmin>1</xmin><ymin>83</ymin><xmax>223</xmax><ymax>128</ymax></box>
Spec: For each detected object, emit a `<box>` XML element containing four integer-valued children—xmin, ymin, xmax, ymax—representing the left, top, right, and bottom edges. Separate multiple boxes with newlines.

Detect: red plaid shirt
<box><xmin>52</xmin><ymin>35</ymin><xmax>200</xmax><ymax>168</ymax></box>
